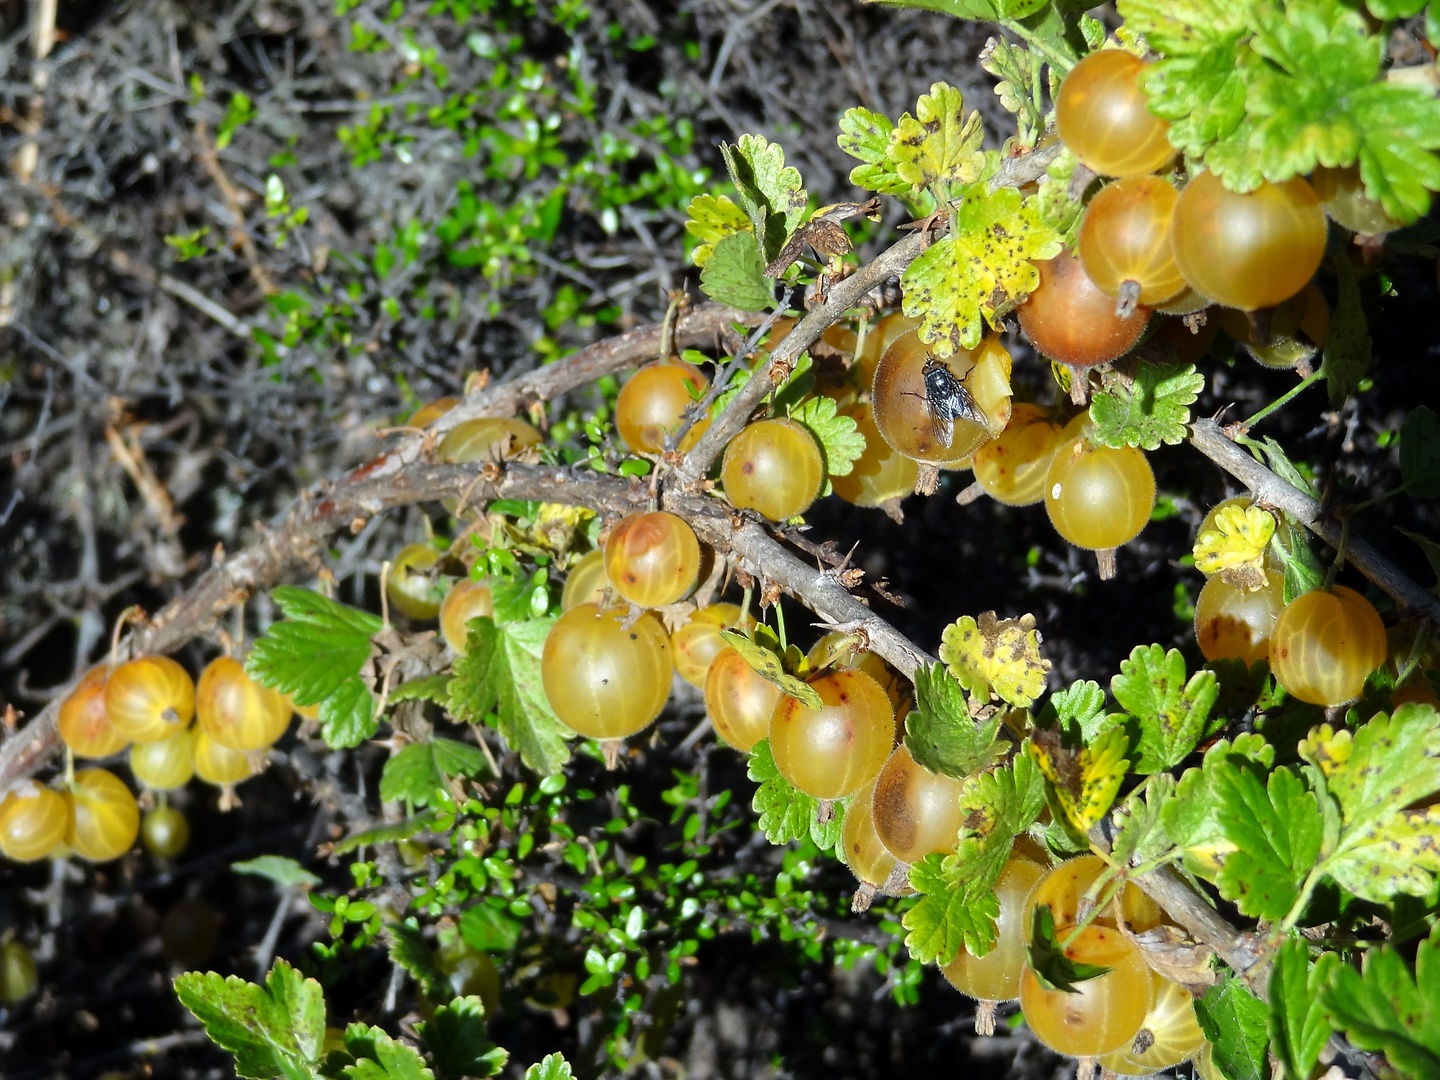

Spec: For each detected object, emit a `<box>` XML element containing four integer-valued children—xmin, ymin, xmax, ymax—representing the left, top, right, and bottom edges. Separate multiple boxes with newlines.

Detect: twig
<box><xmin>1189</xmin><ymin>419</ymin><xmax>1440</xmax><ymax>623</ymax></box>
<box><xmin>192</xmin><ymin>120</ymin><xmax>278</xmax><ymax>297</ymax></box>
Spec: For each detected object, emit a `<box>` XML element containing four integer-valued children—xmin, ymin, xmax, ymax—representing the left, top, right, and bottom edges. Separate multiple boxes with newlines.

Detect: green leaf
<box><xmin>1304</xmin><ymin>706</ymin><xmax>1440</xmax><ymax>902</ymax></box>
<box><xmin>1162</xmin><ymin>734</ymin><xmax>1274</xmax><ymax>880</ymax></box>
<box><xmin>903</xmin><ymin>663</ymin><xmax>1003</xmax><ymax>779</ymax></box>
<box><xmin>389</xmin><ymin>922</ymin><xmax>449</xmax><ymax>1002</ymax></box>
<box><xmin>417</xmin><ymin>996</ymin><xmax>506</xmax><ymax>1080</ymax></box>
<box><xmin>789</xmin><ymin>396</ymin><xmax>865</xmax><ymax>478</ymax></box>
<box><xmin>837</xmin><ymin>107</ymin><xmax>911</xmax><ymax>196</ymax></box>
<box><xmin>231</xmin><ymin>855</ymin><xmax>320</xmax><ymax>890</ymax></box>
<box><xmin>1320</xmin><ymin>937</ymin><xmax>1440</xmax><ymax>1077</ymax></box>
<box><xmin>889</xmin><ymin>82</ymin><xmax>987</xmax><ymax>189</ymax></box>
<box><xmin>1196</xmin><ymin>975</ymin><xmax>1272</xmax><ymax>1080</ymax></box>
<box><xmin>1401</xmin><ymin>405</ymin><xmax>1440</xmax><ymax>498</ymax></box>
<box><xmin>685</xmin><ymin>193</ymin><xmax>753</xmax><ymax>268</ymax></box>
<box><xmin>902</xmin><ymin>852</ymin><xmax>1002</xmax><ymax>966</ymax></box>
<box><xmin>173</xmin><ymin>960</ymin><xmax>325</xmax><ymax>1080</ymax></box>
<box><xmin>448</xmin><ymin>617</ymin><xmax>570</xmax><ymax>775</ymax></box>
<box><xmin>747</xmin><ymin>739</ymin><xmax>842</xmax><ymax>850</ymax></box>
<box><xmin>1213</xmin><ymin>764</ymin><xmax>1324</xmax><ymax>922</ymax></box>
<box><xmin>719</xmin><ymin>134</ymin><xmax>808</xmax><ymax>264</ymax></box>
<box><xmin>1368</xmin><ymin>0</ymin><xmax>1427</xmax><ymax>15</ymax></box>
<box><xmin>1109</xmin><ymin>773</ymin><xmax>1179</xmax><ymax>870</ymax></box>
<box><xmin>1042</xmin><ymin>679</ymin><xmax>1109</xmax><ymax>743</ymax></box>
<box><xmin>339</xmin><ymin>1024</ymin><xmax>434</xmax><ymax>1080</ymax></box>
<box><xmin>698</xmin><ymin>230</ymin><xmax>775</xmax><ymax>312</ymax></box>
<box><xmin>246</xmin><ymin>586</ymin><xmax>382</xmax><ymax>749</ymax></box>
<box><xmin>900</xmin><ymin>182</ymin><xmax>1062</xmax><ymax>356</ymax></box>
<box><xmin>980</xmin><ymin>37</ymin><xmax>1046</xmax><ymax>143</ymax></box>
<box><xmin>1110</xmin><ymin>645</ymin><xmax>1219</xmax><ymax>773</ymax></box>
<box><xmin>1035</xmin><ymin>148</ymin><xmax>1085</xmax><ymax>245</ymax></box>
<box><xmin>459</xmin><ymin>902</ymin><xmax>522</xmax><ymax>953</ymax></box>
<box><xmin>389</xmin><ymin>675</ymin><xmax>453</xmax><ymax>705</ymax></box>
<box><xmin>525</xmin><ymin>1054</ymin><xmax>575</xmax><ymax>1080</ymax></box>
<box><xmin>380</xmin><ymin>738</ymin><xmax>491</xmax><ymax>808</ymax></box>
<box><xmin>1322</xmin><ymin>252</ymin><xmax>1372</xmax><ymax>406</ymax></box>
<box><xmin>1025</xmin><ymin>904</ymin><xmax>1112</xmax><ymax>992</ymax></box>
<box><xmin>418</xmin><ymin>996</ymin><xmax>507</xmax><ymax>1080</ymax></box>
<box><xmin>1269</xmin><ymin>938</ymin><xmax>1338</xmax><ymax>1080</ymax></box>
<box><xmin>334</xmin><ymin>810</ymin><xmax>444</xmax><ymax>856</ymax></box>
<box><xmin>1089</xmin><ymin>362</ymin><xmax>1205</xmax><ymax>451</ymax></box>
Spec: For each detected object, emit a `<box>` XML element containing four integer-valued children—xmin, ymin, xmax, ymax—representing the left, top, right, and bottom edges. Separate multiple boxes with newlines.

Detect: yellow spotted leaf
<box><xmin>1194</xmin><ymin>504</ymin><xmax>1276</xmax><ymax>578</ymax></box>
<box><xmin>685</xmin><ymin>194</ymin><xmax>753</xmax><ymax>268</ymax></box>
<box><xmin>1030</xmin><ymin>724</ymin><xmax>1130</xmax><ymax>833</ymax></box>
<box><xmin>719</xmin><ymin>629</ymin><xmax>822</xmax><ymax>709</ymax></box>
<box><xmin>889</xmin><ymin>82</ymin><xmax>987</xmax><ymax>189</ymax></box>
<box><xmin>939</xmin><ymin>611</ymin><xmax>1050</xmax><ymax>709</ymax></box>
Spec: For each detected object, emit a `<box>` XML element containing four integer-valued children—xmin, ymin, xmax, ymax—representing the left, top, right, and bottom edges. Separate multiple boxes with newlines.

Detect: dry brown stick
<box><xmin>13</xmin><ymin>0</ymin><xmax>57</xmax><ymax>185</ymax></box>
<box><xmin>193</xmin><ymin>120</ymin><xmax>278</xmax><ymax>297</ymax></box>
<box><xmin>1189</xmin><ymin>418</ymin><xmax>1440</xmax><ymax>624</ymax></box>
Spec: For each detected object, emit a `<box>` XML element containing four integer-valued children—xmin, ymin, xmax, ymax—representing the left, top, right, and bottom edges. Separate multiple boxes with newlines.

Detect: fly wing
<box><xmin>933</xmin><ymin>409</ymin><xmax>954</xmax><ymax>448</ymax></box>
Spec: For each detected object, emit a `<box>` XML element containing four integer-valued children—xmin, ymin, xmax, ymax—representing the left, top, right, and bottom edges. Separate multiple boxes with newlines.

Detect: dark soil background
<box><xmin>1</xmin><ymin>1</ymin><xmax>1437</xmax><ymax>1078</ymax></box>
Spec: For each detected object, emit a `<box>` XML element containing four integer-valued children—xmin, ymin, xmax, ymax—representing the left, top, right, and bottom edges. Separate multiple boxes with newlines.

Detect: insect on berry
<box><xmin>920</xmin><ymin>357</ymin><xmax>985</xmax><ymax>449</ymax></box>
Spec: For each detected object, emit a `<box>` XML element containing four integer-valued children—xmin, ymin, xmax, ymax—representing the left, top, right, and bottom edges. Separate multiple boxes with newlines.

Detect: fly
<box><xmin>921</xmin><ymin>356</ymin><xmax>986</xmax><ymax>448</ymax></box>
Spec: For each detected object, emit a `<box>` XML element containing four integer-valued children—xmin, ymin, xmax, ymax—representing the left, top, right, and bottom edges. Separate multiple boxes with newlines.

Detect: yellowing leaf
<box><xmin>900</xmin><ymin>183</ymin><xmax>1062</xmax><ymax>356</ymax></box>
<box><xmin>939</xmin><ymin>611</ymin><xmax>1049</xmax><ymax>709</ymax></box>
<box><xmin>719</xmin><ymin>629</ymin><xmax>822</xmax><ymax>709</ymax></box>
<box><xmin>1194</xmin><ymin>504</ymin><xmax>1276</xmax><ymax>578</ymax></box>
<box><xmin>889</xmin><ymin>83</ymin><xmax>987</xmax><ymax>189</ymax></box>
<box><xmin>685</xmin><ymin>194</ymin><xmax>753</xmax><ymax>268</ymax></box>
<box><xmin>1030</xmin><ymin>724</ymin><xmax>1129</xmax><ymax>833</ymax></box>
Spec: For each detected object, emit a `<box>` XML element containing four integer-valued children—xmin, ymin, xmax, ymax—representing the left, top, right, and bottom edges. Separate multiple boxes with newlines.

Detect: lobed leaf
<box><xmin>1320</xmin><ymin>937</ymin><xmax>1440</xmax><ymax>1077</ymax></box>
<box><xmin>336</xmin><ymin>1023</ymin><xmax>435</xmax><ymax>1080</ymax></box>
<box><xmin>719</xmin><ymin>134</ymin><xmax>807</xmax><ymax>264</ymax></box>
<box><xmin>173</xmin><ymin>960</ymin><xmax>325</xmax><ymax>1080</ymax></box>
<box><xmin>888</xmin><ymin>82</ymin><xmax>987</xmax><ymax>189</ymax></box>
<box><xmin>448</xmin><ymin>617</ymin><xmax>570</xmax><ymax>776</ymax></box>
<box><xmin>789</xmin><ymin>395</ymin><xmax>866</xmax><ymax>478</ymax></box>
<box><xmin>1196</xmin><ymin>975</ymin><xmax>1272</xmax><ymax>1080</ymax></box>
<box><xmin>525</xmin><ymin>1053</ymin><xmax>576</xmax><ymax>1080</ymax></box>
<box><xmin>746</xmin><ymin>739</ymin><xmax>842</xmax><ymax>850</ymax></box>
<box><xmin>899</xmin><ymin>182</ymin><xmax>1062</xmax><ymax>356</ymax></box>
<box><xmin>904</xmin><ymin>663</ymin><xmax>1004</xmax><ymax>779</ymax></box>
<box><xmin>1041</xmin><ymin>679</ymin><xmax>1109</xmax><ymax>743</ymax></box>
<box><xmin>1194</xmin><ymin>504</ymin><xmax>1276</xmax><ymax>578</ymax></box>
<box><xmin>417</xmin><ymin>996</ymin><xmax>508</xmax><ymax>1080</ymax></box>
<box><xmin>685</xmin><ymin>193</ymin><xmax>752</xmax><ymax>268</ymax></box>
<box><xmin>939</xmin><ymin>611</ymin><xmax>1049</xmax><ymax>709</ymax></box>
<box><xmin>1030</xmin><ymin>724</ymin><xmax>1129</xmax><ymax>833</ymax></box>
<box><xmin>1213</xmin><ymin>765</ymin><xmax>1324</xmax><ymax>922</ymax></box>
<box><xmin>1089</xmin><ymin>362</ymin><xmax>1203</xmax><ymax>451</ymax></box>
<box><xmin>380</xmin><ymin>737</ymin><xmax>491</xmax><ymax>808</ymax></box>
<box><xmin>1110</xmin><ymin>644</ymin><xmax>1219</xmax><ymax>773</ymax></box>
<box><xmin>901</xmin><ymin>852</ymin><xmax>1002</xmax><ymax>966</ymax></box>
<box><xmin>1268</xmin><ymin>938</ymin><xmax>1337</xmax><ymax>1080</ymax></box>
<box><xmin>246</xmin><ymin>586</ymin><xmax>382</xmax><ymax>749</ymax></box>
<box><xmin>698</xmin><ymin>230</ymin><xmax>775</xmax><ymax>312</ymax></box>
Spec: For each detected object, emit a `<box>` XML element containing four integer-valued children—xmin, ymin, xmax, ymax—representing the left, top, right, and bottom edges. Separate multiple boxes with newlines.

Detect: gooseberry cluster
<box><xmin>2</xmin><ymin>650</ymin><xmax>299</xmax><ymax>868</ymax></box>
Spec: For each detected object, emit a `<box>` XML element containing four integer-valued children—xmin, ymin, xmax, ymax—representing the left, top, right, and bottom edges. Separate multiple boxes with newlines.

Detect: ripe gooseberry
<box><xmin>1044</xmin><ymin>430</ymin><xmax>1156</xmax><ymax>557</ymax></box>
<box><xmin>1078</xmin><ymin>175</ymin><xmax>1185</xmax><ymax>306</ymax></box>
<box><xmin>721</xmin><ymin>418</ymin><xmax>825</xmax><ymax>521</ymax></box>
<box><xmin>831</xmin><ymin>402</ymin><xmax>920</xmax><ymax>509</ymax></box>
<box><xmin>769</xmin><ymin>668</ymin><xmax>896</xmax><ymax>800</ymax></box>
<box><xmin>1019</xmin><ymin>924</ymin><xmax>1154</xmax><ymax>1057</ymax></box>
<box><xmin>871</xmin><ymin>331</ymin><xmax>1011</xmax><ymax>464</ymax></box>
<box><xmin>1170</xmin><ymin>171</ymin><xmax>1327</xmax><ymax>311</ymax></box>
<box><xmin>198</xmin><ymin>656</ymin><xmax>291</xmax><ymax>752</ymax></box>
<box><xmin>386</xmin><ymin>543</ymin><xmax>448</xmax><ymax>621</ymax></box>
<box><xmin>408</xmin><ymin>396</ymin><xmax>457</xmax><ymax>429</ymax></box>
<box><xmin>1270</xmin><ymin>585</ymin><xmax>1387</xmax><ymax>706</ymax></box>
<box><xmin>561</xmin><ymin>549</ymin><xmax>609</xmax><ymax>611</ymax></box>
<box><xmin>870</xmin><ymin>743</ymin><xmax>966</xmax><ymax>865</ymax></box>
<box><xmin>192</xmin><ymin>729</ymin><xmax>259</xmax><ymax>788</ymax></box>
<box><xmin>842</xmin><ymin>775</ymin><xmax>901</xmax><ymax>892</ymax></box>
<box><xmin>129</xmin><ymin>726</ymin><xmax>196</xmax><ymax>791</ymax></box>
<box><xmin>141</xmin><ymin>804</ymin><xmax>191</xmax><ymax>859</ymax></box>
<box><xmin>0</xmin><ymin>785</ymin><xmax>69</xmax><ymax>862</ymax></box>
<box><xmin>438</xmin><ymin>417</ymin><xmax>543</xmax><ymax>464</ymax></box>
<box><xmin>541</xmin><ymin>603</ymin><xmax>673</xmax><ymax>742</ymax></box>
<box><xmin>1098</xmin><ymin>972</ymin><xmax>1206</xmax><ymax>1074</ymax></box>
<box><xmin>1018</xmin><ymin>251</ymin><xmax>1152</xmax><ymax>368</ymax></box>
<box><xmin>615</xmin><ymin>362</ymin><xmax>709</xmax><ymax>455</ymax></box>
<box><xmin>971</xmin><ymin>403</ymin><xmax>1064</xmax><ymax>507</ymax></box>
<box><xmin>604</xmin><ymin>511</ymin><xmax>702</xmax><ymax>609</ymax></box>
<box><xmin>942</xmin><ymin>857</ymin><xmax>1046</xmax><ymax>1007</ymax></box>
<box><xmin>1021</xmin><ymin>853</ymin><xmax>1164</xmax><ymax>941</ymax></box>
<box><xmin>67</xmin><ymin>767</ymin><xmax>140</xmax><ymax>862</ymax></box>
<box><xmin>703</xmin><ymin>645</ymin><xmax>782</xmax><ymax>753</ymax></box>
<box><xmin>1194</xmin><ymin>569</ymin><xmax>1285</xmax><ymax>665</ymax></box>
<box><xmin>439</xmin><ymin>577</ymin><xmax>495</xmax><ymax>653</ymax></box>
<box><xmin>105</xmin><ymin>655</ymin><xmax>195</xmax><ymax>744</ymax></box>
<box><xmin>1311</xmin><ymin>165</ymin><xmax>1402</xmax><ymax>235</ymax></box>
<box><xmin>58</xmin><ymin>665</ymin><xmax>129</xmax><ymax>759</ymax></box>
<box><xmin>1056</xmin><ymin>50</ymin><xmax>1173</xmax><ymax>177</ymax></box>
<box><xmin>671</xmin><ymin>603</ymin><xmax>747</xmax><ymax>688</ymax></box>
